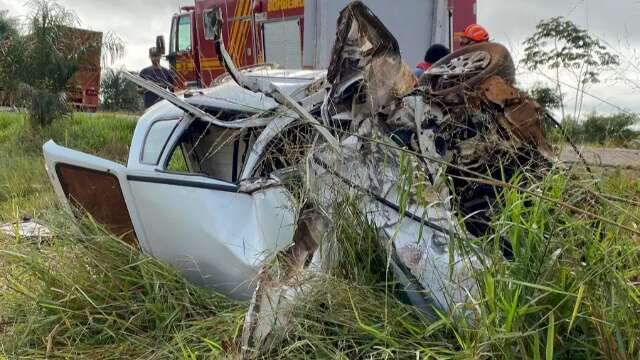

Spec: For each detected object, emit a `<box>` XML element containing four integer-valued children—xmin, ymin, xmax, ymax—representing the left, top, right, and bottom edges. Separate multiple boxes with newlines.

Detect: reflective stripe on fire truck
<box><xmin>176</xmin><ymin>60</ymin><xmax>195</xmax><ymax>72</ymax></box>
<box><xmin>201</xmin><ymin>57</ymin><xmax>222</xmax><ymax>71</ymax></box>
<box><xmin>199</xmin><ymin>0</ymin><xmax>252</xmax><ymax>73</ymax></box>
<box><xmin>229</xmin><ymin>0</ymin><xmax>252</xmax><ymax>64</ymax></box>
<box><xmin>228</xmin><ymin>0</ymin><xmax>243</xmax><ymax>61</ymax></box>
<box><xmin>234</xmin><ymin>1</ymin><xmax>252</xmax><ymax>63</ymax></box>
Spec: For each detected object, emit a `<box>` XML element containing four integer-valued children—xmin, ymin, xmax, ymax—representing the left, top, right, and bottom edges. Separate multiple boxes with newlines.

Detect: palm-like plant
<box><xmin>100</xmin><ymin>68</ymin><xmax>142</xmax><ymax>113</ymax></box>
<box><xmin>0</xmin><ymin>11</ymin><xmax>21</xmax><ymax>106</ymax></box>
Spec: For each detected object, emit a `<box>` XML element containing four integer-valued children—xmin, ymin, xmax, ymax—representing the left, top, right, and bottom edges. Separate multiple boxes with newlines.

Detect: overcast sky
<box><xmin>2</xmin><ymin>0</ymin><xmax>640</xmax><ymax>116</ymax></box>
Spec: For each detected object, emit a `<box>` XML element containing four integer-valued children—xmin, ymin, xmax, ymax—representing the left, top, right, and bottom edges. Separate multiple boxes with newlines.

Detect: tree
<box><xmin>522</xmin><ymin>17</ymin><xmax>620</xmax><ymax>121</ymax></box>
<box><xmin>0</xmin><ymin>11</ymin><xmax>21</xmax><ymax>106</ymax></box>
<box><xmin>0</xmin><ymin>11</ymin><xmax>18</xmax><ymax>40</ymax></box>
<box><xmin>101</xmin><ymin>68</ymin><xmax>142</xmax><ymax>112</ymax></box>
<box><xmin>0</xmin><ymin>0</ymin><xmax>124</xmax><ymax>127</ymax></box>
<box><xmin>13</xmin><ymin>0</ymin><xmax>81</xmax><ymax>126</ymax></box>
<box><xmin>528</xmin><ymin>84</ymin><xmax>562</xmax><ymax>110</ymax></box>
<box><xmin>581</xmin><ymin>113</ymin><xmax>638</xmax><ymax>145</ymax></box>
<box><xmin>554</xmin><ymin>113</ymin><xmax>638</xmax><ymax>145</ymax></box>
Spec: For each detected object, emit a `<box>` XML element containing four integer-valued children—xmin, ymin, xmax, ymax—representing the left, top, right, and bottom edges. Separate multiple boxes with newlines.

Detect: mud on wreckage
<box><xmin>42</xmin><ymin>1</ymin><xmax>553</xmax><ymax>356</ymax></box>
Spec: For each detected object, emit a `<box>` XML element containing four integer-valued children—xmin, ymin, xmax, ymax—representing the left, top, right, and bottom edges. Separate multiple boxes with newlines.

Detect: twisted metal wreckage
<box><xmin>43</xmin><ymin>1</ymin><xmax>553</xmax><ymax>354</ymax></box>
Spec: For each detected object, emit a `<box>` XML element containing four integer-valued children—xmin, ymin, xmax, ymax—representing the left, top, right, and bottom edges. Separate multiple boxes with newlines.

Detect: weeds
<box><xmin>1</xmin><ymin>215</ymin><xmax>243</xmax><ymax>358</ymax></box>
<box><xmin>0</xmin><ymin>112</ymin><xmax>135</xmax><ymax>220</ymax></box>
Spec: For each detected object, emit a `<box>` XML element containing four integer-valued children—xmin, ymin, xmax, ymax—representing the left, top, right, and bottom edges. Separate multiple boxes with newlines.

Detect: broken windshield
<box><xmin>165</xmin><ymin>119</ymin><xmax>262</xmax><ymax>183</ymax></box>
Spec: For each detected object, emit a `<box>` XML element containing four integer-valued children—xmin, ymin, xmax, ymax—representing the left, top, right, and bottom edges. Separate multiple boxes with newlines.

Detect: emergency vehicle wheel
<box><xmin>420</xmin><ymin>42</ymin><xmax>515</xmax><ymax>97</ymax></box>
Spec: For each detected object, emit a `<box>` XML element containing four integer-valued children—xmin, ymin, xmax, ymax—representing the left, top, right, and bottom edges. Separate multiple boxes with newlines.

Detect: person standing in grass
<box><xmin>139</xmin><ymin>47</ymin><xmax>177</xmax><ymax>109</ymax></box>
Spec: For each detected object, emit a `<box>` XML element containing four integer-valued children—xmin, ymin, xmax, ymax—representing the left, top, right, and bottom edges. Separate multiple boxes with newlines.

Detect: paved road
<box><xmin>560</xmin><ymin>146</ymin><xmax>640</xmax><ymax>168</ymax></box>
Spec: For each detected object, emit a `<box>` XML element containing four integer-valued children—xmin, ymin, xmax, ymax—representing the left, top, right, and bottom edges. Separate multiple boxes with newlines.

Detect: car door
<box><xmin>43</xmin><ymin>140</ymin><xmax>148</xmax><ymax>250</ymax></box>
<box><xmin>121</xmin><ymin>114</ymin><xmax>297</xmax><ymax>300</ymax></box>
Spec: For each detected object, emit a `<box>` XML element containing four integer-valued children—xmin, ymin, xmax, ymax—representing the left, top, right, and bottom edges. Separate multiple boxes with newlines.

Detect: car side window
<box><xmin>164</xmin><ymin>119</ymin><xmax>259</xmax><ymax>183</ymax></box>
<box><xmin>142</xmin><ymin>119</ymin><xmax>179</xmax><ymax>165</ymax></box>
<box><xmin>166</xmin><ymin>145</ymin><xmax>189</xmax><ymax>172</ymax></box>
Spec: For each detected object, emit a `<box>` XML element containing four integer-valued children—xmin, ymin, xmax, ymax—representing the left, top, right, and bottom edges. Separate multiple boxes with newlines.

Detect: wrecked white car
<box><xmin>43</xmin><ymin>1</ymin><xmax>552</xmax><ymax>355</ymax></box>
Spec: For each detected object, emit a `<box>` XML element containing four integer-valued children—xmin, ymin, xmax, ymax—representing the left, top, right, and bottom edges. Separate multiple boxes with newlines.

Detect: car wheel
<box><xmin>420</xmin><ymin>42</ymin><xmax>515</xmax><ymax>97</ymax></box>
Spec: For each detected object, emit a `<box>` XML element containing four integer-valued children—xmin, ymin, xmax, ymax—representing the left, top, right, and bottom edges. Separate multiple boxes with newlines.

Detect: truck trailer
<box><xmin>161</xmin><ymin>0</ymin><xmax>476</xmax><ymax>88</ymax></box>
<box><xmin>64</xmin><ymin>27</ymin><xmax>102</xmax><ymax>112</ymax></box>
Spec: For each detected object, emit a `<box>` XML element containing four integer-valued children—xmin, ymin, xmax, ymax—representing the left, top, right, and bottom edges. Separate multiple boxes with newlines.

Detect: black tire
<box><xmin>420</xmin><ymin>42</ymin><xmax>515</xmax><ymax>97</ymax></box>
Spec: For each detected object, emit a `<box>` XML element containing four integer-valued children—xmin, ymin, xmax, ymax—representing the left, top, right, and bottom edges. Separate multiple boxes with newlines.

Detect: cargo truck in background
<box><xmin>65</xmin><ymin>27</ymin><xmax>102</xmax><ymax>112</ymax></box>
<box><xmin>157</xmin><ymin>0</ymin><xmax>477</xmax><ymax>89</ymax></box>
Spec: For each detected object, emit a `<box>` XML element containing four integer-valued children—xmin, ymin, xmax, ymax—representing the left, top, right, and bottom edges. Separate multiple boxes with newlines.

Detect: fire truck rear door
<box><xmin>263</xmin><ymin>19</ymin><xmax>302</xmax><ymax>69</ymax></box>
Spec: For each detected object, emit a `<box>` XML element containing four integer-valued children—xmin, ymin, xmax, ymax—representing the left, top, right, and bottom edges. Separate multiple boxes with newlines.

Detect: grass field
<box><xmin>1</xmin><ymin>113</ymin><xmax>640</xmax><ymax>358</ymax></box>
<box><xmin>0</xmin><ymin>112</ymin><xmax>135</xmax><ymax>221</ymax></box>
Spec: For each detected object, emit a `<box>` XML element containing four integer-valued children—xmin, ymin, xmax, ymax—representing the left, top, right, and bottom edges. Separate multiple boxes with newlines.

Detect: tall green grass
<box><xmin>1</xmin><ymin>112</ymin><xmax>639</xmax><ymax>358</ymax></box>
<box><xmin>1</xmin><ymin>216</ymin><xmax>243</xmax><ymax>358</ymax></box>
<box><xmin>0</xmin><ymin>112</ymin><xmax>135</xmax><ymax>220</ymax></box>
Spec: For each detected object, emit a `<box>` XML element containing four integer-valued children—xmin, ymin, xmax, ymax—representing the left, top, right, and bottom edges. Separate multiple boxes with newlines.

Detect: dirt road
<box><xmin>560</xmin><ymin>146</ymin><xmax>640</xmax><ymax>168</ymax></box>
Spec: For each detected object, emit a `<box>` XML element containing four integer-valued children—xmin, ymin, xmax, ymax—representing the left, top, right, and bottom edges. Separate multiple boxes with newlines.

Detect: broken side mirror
<box><xmin>156</xmin><ymin>35</ymin><xmax>166</xmax><ymax>55</ymax></box>
<box><xmin>206</xmin><ymin>9</ymin><xmax>223</xmax><ymax>42</ymax></box>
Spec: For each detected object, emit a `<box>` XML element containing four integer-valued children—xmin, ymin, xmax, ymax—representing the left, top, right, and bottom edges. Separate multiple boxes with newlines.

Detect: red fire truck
<box><xmin>160</xmin><ymin>0</ymin><xmax>477</xmax><ymax>89</ymax></box>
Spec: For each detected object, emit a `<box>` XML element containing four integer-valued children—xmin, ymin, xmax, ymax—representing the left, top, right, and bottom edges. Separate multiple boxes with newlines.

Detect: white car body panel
<box><xmin>126</xmin><ymin>175</ymin><xmax>295</xmax><ymax>299</ymax></box>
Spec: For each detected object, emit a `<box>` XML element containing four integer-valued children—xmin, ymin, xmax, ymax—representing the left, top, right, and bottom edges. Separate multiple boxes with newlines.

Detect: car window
<box><xmin>177</xmin><ymin>15</ymin><xmax>192</xmax><ymax>52</ymax></box>
<box><xmin>165</xmin><ymin>120</ymin><xmax>260</xmax><ymax>183</ymax></box>
<box><xmin>203</xmin><ymin>8</ymin><xmax>219</xmax><ymax>40</ymax></box>
<box><xmin>142</xmin><ymin>119</ymin><xmax>179</xmax><ymax>165</ymax></box>
<box><xmin>166</xmin><ymin>145</ymin><xmax>189</xmax><ymax>172</ymax></box>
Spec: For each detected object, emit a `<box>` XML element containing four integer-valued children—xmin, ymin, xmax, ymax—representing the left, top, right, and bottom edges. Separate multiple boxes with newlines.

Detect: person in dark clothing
<box><xmin>415</xmin><ymin>43</ymin><xmax>450</xmax><ymax>77</ymax></box>
<box><xmin>140</xmin><ymin>47</ymin><xmax>177</xmax><ymax>109</ymax></box>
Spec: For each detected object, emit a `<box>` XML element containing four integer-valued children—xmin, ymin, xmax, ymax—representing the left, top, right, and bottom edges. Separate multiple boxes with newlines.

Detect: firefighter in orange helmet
<box><xmin>459</xmin><ymin>24</ymin><xmax>489</xmax><ymax>47</ymax></box>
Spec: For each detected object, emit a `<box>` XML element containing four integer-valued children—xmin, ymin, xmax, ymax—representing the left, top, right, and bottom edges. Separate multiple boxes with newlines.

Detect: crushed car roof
<box><xmin>183</xmin><ymin>68</ymin><xmax>326</xmax><ymax>114</ymax></box>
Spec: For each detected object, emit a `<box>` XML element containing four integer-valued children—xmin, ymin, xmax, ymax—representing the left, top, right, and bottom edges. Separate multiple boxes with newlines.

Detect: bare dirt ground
<box><xmin>560</xmin><ymin>146</ymin><xmax>640</xmax><ymax>168</ymax></box>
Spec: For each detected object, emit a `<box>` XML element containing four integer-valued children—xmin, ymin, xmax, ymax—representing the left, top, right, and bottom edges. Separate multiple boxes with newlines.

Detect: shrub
<box><xmin>559</xmin><ymin>113</ymin><xmax>639</xmax><ymax>145</ymax></box>
<box><xmin>581</xmin><ymin>113</ymin><xmax>638</xmax><ymax>145</ymax></box>
<box><xmin>100</xmin><ymin>68</ymin><xmax>142</xmax><ymax>113</ymax></box>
